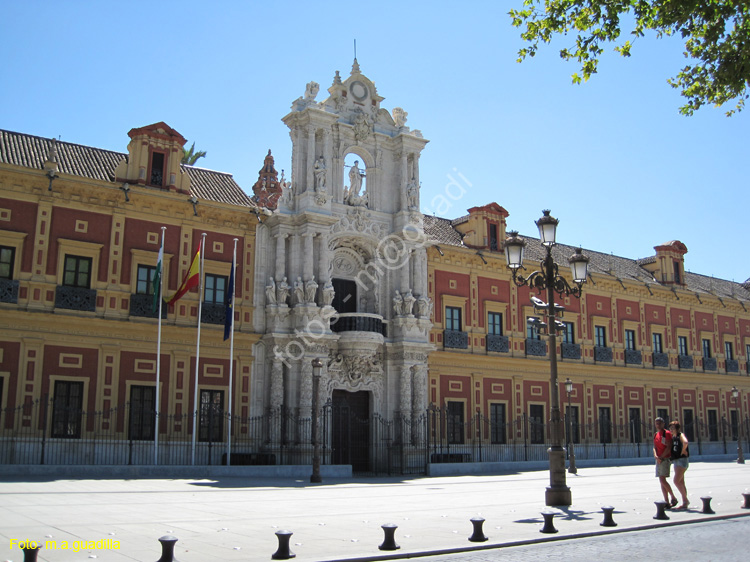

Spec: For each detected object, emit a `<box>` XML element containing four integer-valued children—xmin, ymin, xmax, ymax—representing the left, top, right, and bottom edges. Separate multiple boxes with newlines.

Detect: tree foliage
<box><xmin>509</xmin><ymin>1</ymin><xmax>750</xmax><ymax>116</ymax></box>
<box><xmin>181</xmin><ymin>142</ymin><xmax>207</xmax><ymax>165</ymax></box>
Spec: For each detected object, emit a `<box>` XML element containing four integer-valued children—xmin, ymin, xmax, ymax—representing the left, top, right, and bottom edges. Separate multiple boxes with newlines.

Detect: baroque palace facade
<box><xmin>0</xmin><ymin>61</ymin><xmax>748</xmax><ymax>470</ymax></box>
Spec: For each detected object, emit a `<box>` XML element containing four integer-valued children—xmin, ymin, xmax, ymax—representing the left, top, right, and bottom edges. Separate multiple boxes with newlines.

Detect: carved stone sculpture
<box><xmin>393</xmin><ymin>290</ymin><xmax>403</xmax><ymax>317</ymax></box>
<box><xmin>393</xmin><ymin>107</ymin><xmax>408</xmax><ymax>128</ymax></box>
<box><xmin>313</xmin><ymin>156</ymin><xmax>326</xmax><ymax>191</ymax></box>
<box><xmin>321</xmin><ymin>280</ymin><xmax>335</xmax><ymax>306</ymax></box>
<box><xmin>294</xmin><ymin>276</ymin><xmax>304</xmax><ymax>305</ymax></box>
<box><xmin>402</xmin><ymin>289</ymin><xmax>416</xmax><ymax>316</ymax></box>
<box><xmin>265</xmin><ymin>277</ymin><xmax>277</xmax><ymax>305</ymax></box>
<box><xmin>305</xmin><ymin>276</ymin><xmax>318</xmax><ymax>304</ymax></box>
<box><xmin>276</xmin><ymin>276</ymin><xmax>290</xmax><ymax>305</ymax></box>
<box><xmin>406</xmin><ymin>178</ymin><xmax>418</xmax><ymax>210</ymax></box>
<box><xmin>304</xmin><ymin>81</ymin><xmax>319</xmax><ymax>101</ymax></box>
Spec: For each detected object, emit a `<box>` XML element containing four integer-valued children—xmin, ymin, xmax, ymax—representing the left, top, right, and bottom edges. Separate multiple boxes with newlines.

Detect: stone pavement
<box><xmin>0</xmin><ymin>461</ymin><xmax>748</xmax><ymax>562</ymax></box>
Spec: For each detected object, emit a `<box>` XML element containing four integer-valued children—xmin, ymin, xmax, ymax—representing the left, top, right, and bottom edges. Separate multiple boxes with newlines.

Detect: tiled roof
<box><xmin>424</xmin><ymin>211</ymin><xmax>750</xmax><ymax>301</ymax></box>
<box><xmin>0</xmin><ymin>129</ymin><xmax>253</xmax><ymax>207</ymax></box>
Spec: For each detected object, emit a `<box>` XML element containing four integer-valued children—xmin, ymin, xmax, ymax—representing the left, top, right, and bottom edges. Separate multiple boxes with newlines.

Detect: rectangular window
<box><xmin>683</xmin><ymin>408</ymin><xmax>694</xmax><ymax>442</ymax></box>
<box><xmin>561</xmin><ymin>322</ymin><xmax>575</xmax><ymax>344</ymax></box>
<box><xmin>136</xmin><ymin>265</ymin><xmax>157</xmax><ymax>295</ymax></box>
<box><xmin>445</xmin><ymin>306</ymin><xmax>462</xmax><ymax>332</ymax></box>
<box><xmin>673</xmin><ymin>261</ymin><xmax>681</xmax><ymax>285</ymax></box>
<box><xmin>0</xmin><ymin>246</ymin><xmax>15</xmax><ymax>280</ymax></box>
<box><xmin>747</xmin><ymin>344</ymin><xmax>750</xmax><ymax>365</ymax></box>
<box><xmin>678</xmin><ymin>336</ymin><xmax>688</xmax><ymax>356</ymax></box>
<box><xmin>489</xmin><ymin>223</ymin><xmax>499</xmax><ymax>251</ymax></box>
<box><xmin>625</xmin><ymin>329</ymin><xmax>636</xmax><ymax>351</ymax></box>
<box><xmin>595</xmin><ymin>326</ymin><xmax>607</xmax><ymax>347</ymax></box>
<box><xmin>657</xmin><ymin>408</ymin><xmax>669</xmax><ymax>423</ymax></box>
<box><xmin>129</xmin><ymin>385</ymin><xmax>156</xmax><ymax>441</ymax></box>
<box><xmin>51</xmin><ymin>380</ymin><xmax>83</xmax><ymax>438</ymax></box>
<box><xmin>446</xmin><ymin>401</ymin><xmax>464</xmax><ymax>444</ymax></box>
<box><xmin>529</xmin><ymin>404</ymin><xmax>545</xmax><ymax>445</ymax></box>
<box><xmin>725</xmin><ymin>341</ymin><xmax>734</xmax><ymax>360</ymax></box>
<box><xmin>527</xmin><ymin>317</ymin><xmax>541</xmax><ymax>340</ymax></box>
<box><xmin>63</xmin><ymin>255</ymin><xmax>92</xmax><ymax>288</ymax></box>
<box><xmin>199</xmin><ymin>389</ymin><xmax>224</xmax><ymax>442</ymax></box>
<box><xmin>204</xmin><ymin>274</ymin><xmax>227</xmax><ymax>305</ymax></box>
<box><xmin>598</xmin><ymin>407</ymin><xmax>612</xmax><ymax>443</ymax></box>
<box><xmin>702</xmin><ymin>339</ymin><xmax>712</xmax><ymax>358</ymax></box>
<box><xmin>730</xmin><ymin>410</ymin><xmax>739</xmax><ymax>441</ymax></box>
<box><xmin>565</xmin><ymin>405</ymin><xmax>580</xmax><ymax>444</ymax></box>
<box><xmin>707</xmin><ymin>410</ymin><xmax>718</xmax><ymax>441</ymax></box>
<box><xmin>629</xmin><ymin>408</ymin><xmax>642</xmax><ymax>443</ymax></box>
<box><xmin>490</xmin><ymin>403</ymin><xmax>506</xmax><ymax>444</ymax></box>
<box><xmin>150</xmin><ymin>152</ymin><xmax>165</xmax><ymax>186</ymax></box>
<box><xmin>652</xmin><ymin>333</ymin><xmax>663</xmax><ymax>353</ymax></box>
<box><xmin>487</xmin><ymin>312</ymin><xmax>503</xmax><ymax>336</ymax></box>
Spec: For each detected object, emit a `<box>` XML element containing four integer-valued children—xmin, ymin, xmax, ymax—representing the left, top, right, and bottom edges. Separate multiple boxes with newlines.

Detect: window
<box><xmin>63</xmin><ymin>255</ymin><xmax>92</xmax><ymax>288</ymax></box>
<box><xmin>652</xmin><ymin>333</ymin><xmax>663</xmax><ymax>354</ymax></box>
<box><xmin>747</xmin><ymin>344</ymin><xmax>750</xmax><ymax>364</ymax></box>
<box><xmin>683</xmin><ymin>408</ymin><xmax>694</xmax><ymax>442</ymax></box>
<box><xmin>51</xmin><ymin>381</ymin><xmax>83</xmax><ymax>438</ymax></box>
<box><xmin>629</xmin><ymin>408</ymin><xmax>642</xmax><ymax>443</ymax></box>
<box><xmin>673</xmin><ymin>261</ymin><xmax>681</xmax><ymax>284</ymax></box>
<box><xmin>0</xmin><ymin>246</ymin><xmax>15</xmax><ymax>280</ymax></box>
<box><xmin>489</xmin><ymin>223</ymin><xmax>499</xmax><ymax>251</ymax></box>
<box><xmin>595</xmin><ymin>326</ymin><xmax>607</xmax><ymax>347</ymax></box>
<box><xmin>150</xmin><ymin>152</ymin><xmax>165</xmax><ymax>186</ymax></box>
<box><xmin>445</xmin><ymin>306</ymin><xmax>462</xmax><ymax>332</ymax></box>
<box><xmin>657</xmin><ymin>408</ymin><xmax>669</xmax><ymax>423</ymax></box>
<box><xmin>561</xmin><ymin>322</ymin><xmax>575</xmax><ymax>344</ymax></box>
<box><xmin>625</xmin><ymin>329</ymin><xmax>636</xmax><ymax>351</ymax></box>
<box><xmin>678</xmin><ymin>336</ymin><xmax>688</xmax><ymax>356</ymax></box>
<box><xmin>199</xmin><ymin>389</ymin><xmax>224</xmax><ymax>442</ymax></box>
<box><xmin>707</xmin><ymin>410</ymin><xmax>719</xmax><ymax>441</ymax></box>
<box><xmin>204</xmin><ymin>274</ymin><xmax>227</xmax><ymax>305</ymax></box>
<box><xmin>129</xmin><ymin>386</ymin><xmax>156</xmax><ymax>441</ymax></box>
<box><xmin>527</xmin><ymin>317</ymin><xmax>541</xmax><ymax>340</ymax></box>
<box><xmin>730</xmin><ymin>410</ymin><xmax>739</xmax><ymax>441</ymax></box>
<box><xmin>529</xmin><ymin>404</ymin><xmax>545</xmax><ymax>444</ymax></box>
<box><xmin>446</xmin><ymin>401</ymin><xmax>464</xmax><ymax>444</ymax></box>
<box><xmin>725</xmin><ymin>341</ymin><xmax>734</xmax><ymax>360</ymax></box>
<box><xmin>136</xmin><ymin>265</ymin><xmax>157</xmax><ymax>295</ymax></box>
<box><xmin>702</xmin><ymin>339</ymin><xmax>712</xmax><ymax>358</ymax></box>
<box><xmin>598</xmin><ymin>407</ymin><xmax>612</xmax><ymax>443</ymax></box>
<box><xmin>487</xmin><ymin>312</ymin><xmax>503</xmax><ymax>336</ymax></box>
<box><xmin>490</xmin><ymin>403</ymin><xmax>506</xmax><ymax>444</ymax></box>
<box><xmin>565</xmin><ymin>405</ymin><xmax>580</xmax><ymax>444</ymax></box>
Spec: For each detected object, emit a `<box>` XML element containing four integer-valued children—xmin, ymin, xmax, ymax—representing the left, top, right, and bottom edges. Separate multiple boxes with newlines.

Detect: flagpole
<box><xmin>191</xmin><ymin>233</ymin><xmax>207</xmax><ymax>466</ymax></box>
<box><xmin>227</xmin><ymin>238</ymin><xmax>238</xmax><ymax>466</ymax></box>
<box><xmin>155</xmin><ymin>226</ymin><xmax>166</xmax><ymax>465</ymax></box>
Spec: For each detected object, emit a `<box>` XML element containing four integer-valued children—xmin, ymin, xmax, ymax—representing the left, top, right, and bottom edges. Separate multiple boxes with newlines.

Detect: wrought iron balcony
<box><xmin>678</xmin><ymin>355</ymin><xmax>694</xmax><ymax>370</ymax></box>
<box><xmin>561</xmin><ymin>342</ymin><xmax>581</xmax><ymax>360</ymax></box>
<box><xmin>443</xmin><ymin>329</ymin><xmax>469</xmax><ymax>349</ymax></box>
<box><xmin>129</xmin><ymin>293</ymin><xmax>167</xmax><ymax>319</ymax></box>
<box><xmin>486</xmin><ymin>334</ymin><xmax>509</xmax><ymax>353</ymax></box>
<box><xmin>525</xmin><ymin>338</ymin><xmax>546</xmax><ymax>357</ymax></box>
<box><xmin>726</xmin><ymin>359</ymin><xmax>739</xmax><ymax>373</ymax></box>
<box><xmin>594</xmin><ymin>346</ymin><xmax>613</xmax><ymax>363</ymax></box>
<box><xmin>625</xmin><ymin>349</ymin><xmax>642</xmax><ymax>365</ymax></box>
<box><xmin>331</xmin><ymin>313</ymin><xmax>386</xmax><ymax>336</ymax></box>
<box><xmin>0</xmin><ymin>278</ymin><xmax>19</xmax><ymax>304</ymax></box>
<box><xmin>703</xmin><ymin>357</ymin><xmax>717</xmax><ymax>371</ymax></box>
<box><xmin>55</xmin><ymin>286</ymin><xmax>96</xmax><ymax>312</ymax></box>
<box><xmin>652</xmin><ymin>352</ymin><xmax>669</xmax><ymax>368</ymax></box>
<box><xmin>201</xmin><ymin>302</ymin><xmax>226</xmax><ymax>325</ymax></box>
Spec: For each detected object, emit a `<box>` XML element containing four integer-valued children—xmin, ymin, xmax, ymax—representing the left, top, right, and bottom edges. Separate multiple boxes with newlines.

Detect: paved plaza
<box><xmin>0</xmin><ymin>461</ymin><xmax>748</xmax><ymax>561</ymax></box>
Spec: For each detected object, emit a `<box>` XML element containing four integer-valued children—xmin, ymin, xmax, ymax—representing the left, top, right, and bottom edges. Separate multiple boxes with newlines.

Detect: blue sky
<box><xmin>2</xmin><ymin>1</ymin><xmax>747</xmax><ymax>283</ymax></box>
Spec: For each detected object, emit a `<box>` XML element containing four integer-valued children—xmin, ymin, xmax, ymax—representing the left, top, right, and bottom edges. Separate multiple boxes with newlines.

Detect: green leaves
<box><xmin>509</xmin><ymin>0</ymin><xmax>750</xmax><ymax>115</ymax></box>
<box><xmin>182</xmin><ymin>142</ymin><xmax>207</xmax><ymax>166</ymax></box>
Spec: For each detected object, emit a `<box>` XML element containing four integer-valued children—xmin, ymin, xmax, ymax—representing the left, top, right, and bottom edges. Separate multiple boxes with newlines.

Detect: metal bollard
<box><xmin>539</xmin><ymin>511</ymin><xmax>557</xmax><ymax>534</ymax></box>
<box><xmin>21</xmin><ymin>541</ymin><xmax>42</xmax><ymax>562</ymax></box>
<box><xmin>653</xmin><ymin>501</ymin><xmax>670</xmax><ymax>520</ymax></box>
<box><xmin>271</xmin><ymin>530</ymin><xmax>296</xmax><ymax>560</ymax></box>
<box><xmin>379</xmin><ymin>523</ymin><xmax>400</xmax><ymax>551</ymax></box>
<box><xmin>600</xmin><ymin>506</ymin><xmax>617</xmax><ymax>527</ymax></box>
<box><xmin>700</xmin><ymin>496</ymin><xmax>715</xmax><ymax>514</ymax></box>
<box><xmin>156</xmin><ymin>535</ymin><xmax>178</xmax><ymax>562</ymax></box>
<box><xmin>742</xmin><ymin>493</ymin><xmax>750</xmax><ymax>509</ymax></box>
<box><xmin>468</xmin><ymin>517</ymin><xmax>488</xmax><ymax>542</ymax></box>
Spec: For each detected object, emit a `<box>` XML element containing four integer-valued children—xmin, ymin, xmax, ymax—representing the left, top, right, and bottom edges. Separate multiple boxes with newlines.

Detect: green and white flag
<box><xmin>152</xmin><ymin>244</ymin><xmax>163</xmax><ymax>313</ymax></box>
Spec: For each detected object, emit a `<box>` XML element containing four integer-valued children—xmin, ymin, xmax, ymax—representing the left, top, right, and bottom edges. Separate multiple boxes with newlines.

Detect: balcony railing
<box><xmin>561</xmin><ymin>342</ymin><xmax>581</xmax><ymax>360</ymax></box>
<box><xmin>0</xmin><ymin>278</ymin><xmax>19</xmax><ymax>304</ymax></box>
<box><xmin>129</xmin><ymin>293</ymin><xmax>167</xmax><ymax>319</ymax></box>
<box><xmin>625</xmin><ymin>349</ymin><xmax>642</xmax><ymax>365</ymax></box>
<box><xmin>726</xmin><ymin>359</ymin><xmax>739</xmax><ymax>373</ymax></box>
<box><xmin>678</xmin><ymin>355</ymin><xmax>694</xmax><ymax>370</ymax></box>
<box><xmin>332</xmin><ymin>313</ymin><xmax>386</xmax><ymax>336</ymax></box>
<box><xmin>653</xmin><ymin>352</ymin><xmax>669</xmax><ymax>368</ymax></box>
<box><xmin>201</xmin><ymin>302</ymin><xmax>227</xmax><ymax>325</ymax></box>
<box><xmin>444</xmin><ymin>330</ymin><xmax>469</xmax><ymax>349</ymax></box>
<box><xmin>594</xmin><ymin>346</ymin><xmax>613</xmax><ymax>363</ymax></box>
<box><xmin>525</xmin><ymin>338</ymin><xmax>546</xmax><ymax>357</ymax></box>
<box><xmin>55</xmin><ymin>286</ymin><xmax>96</xmax><ymax>312</ymax></box>
<box><xmin>703</xmin><ymin>357</ymin><xmax>717</xmax><ymax>371</ymax></box>
<box><xmin>486</xmin><ymin>334</ymin><xmax>509</xmax><ymax>353</ymax></box>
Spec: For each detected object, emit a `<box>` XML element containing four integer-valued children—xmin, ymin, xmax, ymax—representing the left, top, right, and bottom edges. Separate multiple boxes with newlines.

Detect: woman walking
<box><xmin>670</xmin><ymin>420</ymin><xmax>690</xmax><ymax>510</ymax></box>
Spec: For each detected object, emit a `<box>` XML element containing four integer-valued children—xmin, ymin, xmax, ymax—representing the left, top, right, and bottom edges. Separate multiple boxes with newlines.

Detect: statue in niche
<box><xmin>403</xmin><ymin>289</ymin><xmax>416</xmax><ymax>316</ymax></box>
<box><xmin>344</xmin><ymin>161</ymin><xmax>368</xmax><ymax>207</ymax></box>
<box><xmin>321</xmin><ymin>280</ymin><xmax>335</xmax><ymax>306</ymax></box>
<box><xmin>406</xmin><ymin>178</ymin><xmax>418</xmax><ymax>210</ymax></box>
<box><xmin>265</xmin><ymin>277</ymin><xmax>277</xmax><ymax>305</ymax></box>
<box><xmin>393</xmin><ymin>107</ymin><xmax>408</xmax><ymax>128</ymax></box>
<box><xmin>416</xmin><ymin>294</ymin><xmax>431</xmax><ymax>318</ymax></box>
<box><xmin>313</xmin><ymin>156</ymin><xmax>327</xmax><ymax>191</ymax></box>
<box><xmin>276</xmin><ymin>276</ymin><xmax>290</xmax><ymax>305</ymax></box>
<box><xmin>305</xmin><ymin>276</ymin><xmax>318</xmax><ymax>304</ymax></box>
<box><xmin>293</xmin><ymin>276</ymin><xmax>305</xmax><ymax>305</ymax></box>
<box><xmin>304</xmin><ymin>81</ymin><xmax>319</xmax><ymax>101</ymax></box>
<box><xmin>393</xmin><ymin>290</ymin><xmax>403</xmax><ymax>317</ymax></box>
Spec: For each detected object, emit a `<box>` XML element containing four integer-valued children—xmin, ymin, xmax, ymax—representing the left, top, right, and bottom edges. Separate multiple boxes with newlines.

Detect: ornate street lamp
<box><xmin>311</xmin><ymin>358</ymin><xmax>324</xmax><ymax>482</ymax></box>
<box><xmin>731</xmin><ymin>386</ymin><xmax>745</xmax><ymax>464</ymax></box>
<box><xmin>564</xmin><ymin>378</ymin><xmax>577</xmax><ymax>475</ymax></box>
<box><xmin>505</xmin><ymin>210</ymin><xmax>589</xmax><ymax>506</ymax></box>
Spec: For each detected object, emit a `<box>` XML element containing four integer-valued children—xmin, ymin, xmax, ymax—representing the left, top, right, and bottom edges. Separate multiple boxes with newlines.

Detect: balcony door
<box><xmin>332</xmin><ymin>278</ymin><xmax>357</xmax><ymax>314</ymax></box>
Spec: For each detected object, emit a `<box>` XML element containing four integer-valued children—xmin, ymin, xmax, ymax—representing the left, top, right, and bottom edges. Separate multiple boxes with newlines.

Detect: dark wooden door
<box><xmin>331</xmin><ymin>390</ymin><xmax>370</xmax><ymax>472</ymax></box>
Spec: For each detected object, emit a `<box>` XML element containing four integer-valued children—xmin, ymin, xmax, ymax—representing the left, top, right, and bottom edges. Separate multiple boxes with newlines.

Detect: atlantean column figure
<box><xmin>270</xmin><ymin>358</ymin><xmax>285</xmax><ymax>444</ymax></box>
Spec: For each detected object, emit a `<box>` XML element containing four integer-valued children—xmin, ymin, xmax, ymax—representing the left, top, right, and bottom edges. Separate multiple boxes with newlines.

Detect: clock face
<box><xmin>350</xmin><ymin>81</ymin><xmax>368</xmax><ymax>101</ymax></box>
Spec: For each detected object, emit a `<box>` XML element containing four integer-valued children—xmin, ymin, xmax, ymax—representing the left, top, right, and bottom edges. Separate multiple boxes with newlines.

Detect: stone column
<box><xmin>299</xmin><ymin>360</ymin><xmax>313</xmax><ymax>442</ymax></box>
<box><xmin>400</xmin><ymin>151</ymin><xmax>408</xmax><ymax>212</ymax></box>
<box><xmin>319</xmin><ymin>233</ymin><xmax>331</xmax><ymax>284</ymax></box>
<box><xmin>303</xmin><ymin>233</ymin><xmax>315</xmax><ymax>281</ymax></box>
<box><xmin>270</xmin><ymin>358</ymin><xmax>284</xmax><ymax>444</ymax></box>
<box><xmin>275</xmin><ymin>234</ymin><xmax>287</xmax><ymax>281</ymax></box>
<box><xmin>400</xmin><ymin>365</ymin><xmax>413</xmax><ymax>421</ymax></box>
<box><xmin>412</xmin><ymin>365</ymin><xmax>428</xmax><ymax>444</ymax></box>
<box><xmin>306</xmin><ymin>126</ymin><xmax>316</xmax><ymax>193</ymax></box>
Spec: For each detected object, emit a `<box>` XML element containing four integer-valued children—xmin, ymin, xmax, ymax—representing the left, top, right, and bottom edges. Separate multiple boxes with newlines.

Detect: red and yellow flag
<box><xmin>167</xmin><ymin>246</ymin><xmax>200</xmax><ymax>305</ymax></box>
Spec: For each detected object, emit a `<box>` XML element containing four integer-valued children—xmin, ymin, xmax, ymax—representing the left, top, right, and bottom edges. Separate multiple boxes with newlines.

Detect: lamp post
<box><xmin>564</xmin><ymin>377</ymin><xmax>577</xmax><ymax>475</ymax></box>
<box><xmin>504</xmin><ymin>210</ymin><xmax>589</xmax><ymax>506</ymax></box>
<box><xmin>731</xmin><ymin>386</ymin><xmax>745</xmax><ymax>464</ymax></box>
<box><xmin>311</xmin><ymin>358</ymin><xmax>323</xmax><ymax>482</ymax></box>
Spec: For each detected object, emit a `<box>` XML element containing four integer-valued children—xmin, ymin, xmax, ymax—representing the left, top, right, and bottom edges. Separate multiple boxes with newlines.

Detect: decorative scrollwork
<box><xmin>0</xmin><ymin>279</ymin><xmax>19</xmax><ymax>304</ymax></box>
<box><xmin>201</xmin><ymin>302</ymin><xmax>226</xmax><ymax>325</ymax></box>
<box><xmin>703</xmin><ymin>357</ymin><xmax>717</xmax><ymax>371</ymax></box>
<box><xmin>625</xmin><ymin>349</ymin><xmax>642</xmax><ymax>365</ymax></box>
<box><xmin>726</xmin><ymin>359</ymin><xmax>739</xmax><ymax>373</ymax></box>
<box><xmin>652</xmin><ymin>352</ymin><xmax>669</xmax><ymax>368</ymax></box>
<box><xmin>486</xmin><ymin>334</ymin><xmax>509</xmax><ymax>353</ymax></box>
<box><xmin>55</xmin><ymin>286</ymin><xmax>96</xmax><ymax>312</ymax></box>
<box><xmin>561</xmin><ymin>342</ymin><xmax>581</xmax><ymax>360</ymax></box>
<box><xmin>594</xmin><ymin>346</ymin><xmax>613</xmax><ymax>363</ymax></box>
<box><xmin>678</xmin><ymin>354</ymin><xmax>694</xmax><ymax>370</ymax></box>
<box><xmin>526</xmin><ymin>338</ymin><xmax>547</xmax><ymax>357</ymax></box>
<box><xmin>129</xmin><ymin>293</ymin><xmax>167</xmax><ymax>319</ymax></box>
<box><xmin>443</xmin><ymin>330</ymin><xmax>468</xmax><ymax>349</ymax></box>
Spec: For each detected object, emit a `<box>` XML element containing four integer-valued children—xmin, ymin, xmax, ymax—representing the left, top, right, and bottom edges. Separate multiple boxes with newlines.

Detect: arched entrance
<box><xmin>331</xmin><ymin>389</ymin><xmax>370</xmax><ymax>472</ymax></box>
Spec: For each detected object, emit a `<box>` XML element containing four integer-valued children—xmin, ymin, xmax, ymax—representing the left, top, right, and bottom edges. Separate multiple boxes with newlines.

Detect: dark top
<box><xmin>671</xmin><ymin>432</ymin><xmax>689</xmax><ymax>459</ymax></box>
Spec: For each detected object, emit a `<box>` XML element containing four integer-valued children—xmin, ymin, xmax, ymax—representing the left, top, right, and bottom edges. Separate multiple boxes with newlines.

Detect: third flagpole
<box><xmin>226</xmin><ymin>238</ymin><xmax>238</xmax><ymax>466</ymax></box>
<box><xmin>191</xmin><ymin>233</ymin><xmax>207</xmax><ymax>466</ymax></box>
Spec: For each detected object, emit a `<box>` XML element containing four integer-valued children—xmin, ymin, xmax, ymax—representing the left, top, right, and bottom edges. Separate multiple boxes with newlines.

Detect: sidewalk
<box><xmin>0</xmin><ymin>462</ymin><xmax>748</xmax><ymax>562</ymax></box>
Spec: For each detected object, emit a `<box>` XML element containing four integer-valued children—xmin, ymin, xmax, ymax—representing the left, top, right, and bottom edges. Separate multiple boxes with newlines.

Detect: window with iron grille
<box><xmin>490</xmin><ymin>403</ymin><xmax>506</xmax><ymax>444</ymax></box>
<box><xmin>652</xmin><ymin>333</ymin><xmax>663</xmax><ymax>354</ymax></box>
<box><xmin>136</xmin><ymin>265</ymin><xmax>157</xmax><ymax>295</ymax></box>
<box><xmin>599</xmin><ymin>407</ymin><xmax>612</xmax><ymax>443</ymax></box>
<box><xmin>657</xmin><ymin>408</ymin><xmax>669</xmax><ymax>423</ymax></box>
<box><xmin>625</xmin><ymin>329</ymin><xmax>636</xmax><ymax>351</ymax></box>
<box><xmin>565</xmin><ymin>405</ymin><xmax>580</xmax><ymax>444</ymax></box>
<box><xmin>595</xmin><ymin>326</ymin><xmax>607</xmax><ymax>347</ymax></box>
<box><xmin>561</xmin><ymin>322</ymin><xmax>575</xmax><ymax>344</ymax></box>
<box><xmin>629</xmin><ymin>408</ymin><xmax>642</xmax><ymax>443</ymax></box>
<box><xmin>725</xmin><ymin>341</ymin><xmax>734</xmax><ymax>360</ymax></box>
<box><xmin>678</xmin><ymin>336</ymin><xmax>688</xmax><ymax>356</ymax></box>
<box><xmin>730</xmin><ymin>410</ymin><xmax>739</xmax><ymax>441</ymax></box>
<box><xmin>199</xmin><ymin>389</ymin><xmax>224</xmax><ymax>442</ymax></box>
<box><xmin>488</xmin><ymin>312</ymin><xmax>503</xmax><ymax>336</ymax></box>
<box><xmin>529</xmin><ymin>404</ymin><xmax>545</xmax><ymax>444</ymax></box>
<box><xmin>527</xmin><ymin>317</ymin><xmax>541</xmax><ymax>340</ymax></box>
<box><xmin>707</xmin><ymin>410</ymin><xmax>718</xmax><ymax>441</ymax></box>
<box><xmin>446</xmin><ymin>401</ymin><xmax>464</xmax><ymax>444</ymax></box>
<box><xmin>150</xmin><ymin>152</ymin><xmax>165</xmax><ymax>187</ymax></box>
<box><xmin>489</xmin><ymin>223</ymin><xmax>499</xmax><ymax>251</ymax></box>
<box><xmin>129</xmin><ymin>385</ymin><xmax>156</xmax><ymax>441</ymax></box>
<box><xmin>445</xmin><ymin>306</ymin><xmax>462</xmax><ymax>332</ymax></box>
<box><xmin>51</xmin><ymin>380</ymin><xmax>83</xmax><ymax>438</ymax></box>
<box><xmin>0</xmin><ymin>246</ymin><xmax>15</xmax><ymax>279</ymax></box>
<box><xmin>204</xmin><ymin>274</ymin><xmax>227</xmax><ymax>305</ymax></box>
<box><xmin>63</xmin><ymin>255</ymin><xmax>92</xmax><ymax>288</ymax></box>
<box><xmin>702</xmin><ymin>339</ymin><xmax>712</xmax><ymax>358</ymax></box>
